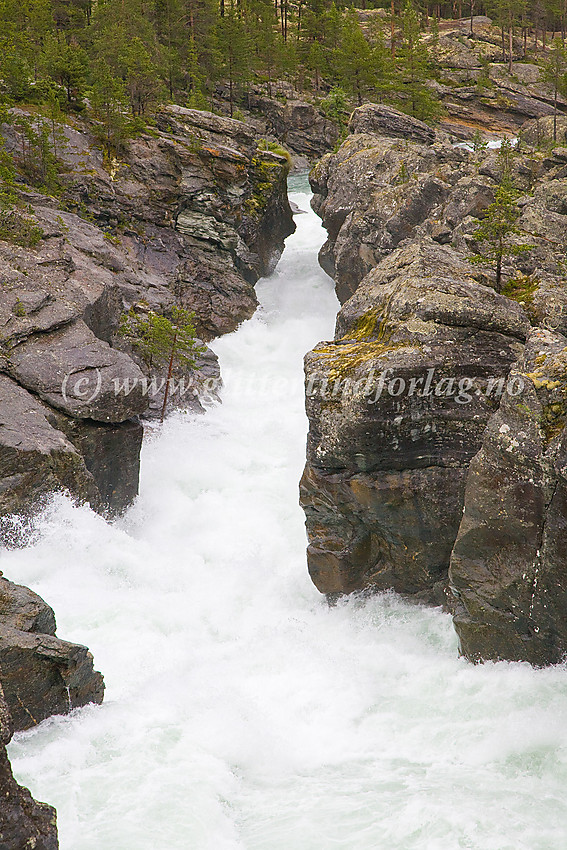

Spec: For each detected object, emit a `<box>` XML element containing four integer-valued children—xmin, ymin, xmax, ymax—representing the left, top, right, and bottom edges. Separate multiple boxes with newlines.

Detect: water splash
<box><xmin>4</xmin><ymin>183</ymin><xmax>567</xmax><ymax>850</ymax></box>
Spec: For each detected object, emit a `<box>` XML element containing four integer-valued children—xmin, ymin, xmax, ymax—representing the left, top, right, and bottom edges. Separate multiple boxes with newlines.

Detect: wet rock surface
<box><xmin>0</xmin><ymin>683</ymin><xmax>58</xmax><ymax>850</ymax></box>
<box><xmin>301</xmin><ymin>240</ymin><xmax>526</xmax><ymax>601</ymax></box>
<box><xmin>0</xmin><ymin>105</ymin><xmax>294</xmax><ymax>519</ymax></box>
<box><xmin>450</xmin><ymin>329</ymin><xmax>567</xmax><ymax>665</ymax></box>
<box><xmin>0</xmin><ymin>576</ymin><xmax>104</xmax><ymax>731</ymax></box>
<box><xmin>305</xmin><ymin>103</ymin><xmax>567</xmax><ymax>662</ymax></box>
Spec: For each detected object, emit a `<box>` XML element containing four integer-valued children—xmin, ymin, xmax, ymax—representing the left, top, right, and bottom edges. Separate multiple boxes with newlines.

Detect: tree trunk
<box><xmin>496</xmin><ymin>245</ymin><xmax>502</xmax><ymax>290</ymax></box>
<box><xmin>508</xmin><ymin>22</ymin><xmax>513</xmax><ymax>73</ymax></box>
<box><xmin>160</xmin><ymin>332</ymin><xmax>177</xmax><ymax>423</ymax></box>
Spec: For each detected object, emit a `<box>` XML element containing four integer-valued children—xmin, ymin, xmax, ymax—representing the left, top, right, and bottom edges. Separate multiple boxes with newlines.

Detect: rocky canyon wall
<box><xmin>0</xmin><ymin>105</ymin><xmax>294</xmax><ymax>523</ymax></box>
<box><xmin>303</xmin><ymin>102</ymin><xmax>567</xmax><ymax>665</ymax></box>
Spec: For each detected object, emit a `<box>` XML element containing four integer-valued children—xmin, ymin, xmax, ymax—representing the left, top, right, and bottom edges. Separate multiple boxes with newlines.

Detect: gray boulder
<box><xmin>0</xmin><ymin>373</ymin><xmax>100</xmax><ymax>519</ymax></box>
<box><xmin>0</xmin><ymin>576</ymin><xmax>104</xmax><ymax>731</ymax></box>
<box><xmin>348</xmin><ymin>104</ymin><xmax>436</xmax><ymax>144</ymax></box>
<box><xmin>6</xmin><ymin>319</ymin><xmax>147</xmax><ymax>423</ymax></box>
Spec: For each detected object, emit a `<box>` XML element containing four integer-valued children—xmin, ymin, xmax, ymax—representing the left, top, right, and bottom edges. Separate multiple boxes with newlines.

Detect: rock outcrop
<box><xmin>0</xmin><ymin>683</ymin><xmax>58</xmax><ymax>850</ymax></box>
<box><xmin>301</xmin><ymin>240</ymin><xmax>526</xmax><ymax>602</ymax></box>
<box><xmin>214</xmin><ymin>82</ymin><xmax>340</xmax><ymax>162</ymax></box>
<box><xmin>304</xmin><ymin>102</ymin><xmax>567</xmax><ymax>663</ymax></box>
<box><xmin>310</xmin><ymin>106</ymin><xmax>470</xmax><ymax>301</ymax></box>
<box><xmin>0</xmin><ymin>576</ymin><xmax>104</xmax><ymax>730</ymax></box>
<box><xmin>0</xmin><ymin>105</ymin><xmax>294</xmax><ymax>520</ymax></box>
<box><xmin>450</xmin><ymin>329</ymin><xmax>567</xmax><ymax>665</ymax></box>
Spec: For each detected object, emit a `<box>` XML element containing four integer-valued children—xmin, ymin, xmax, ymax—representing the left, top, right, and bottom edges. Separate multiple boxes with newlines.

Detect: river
<box><xmin>5</xmin><ymin>175</ymin><xmax>567</xmax><ymax>849</ymax></box>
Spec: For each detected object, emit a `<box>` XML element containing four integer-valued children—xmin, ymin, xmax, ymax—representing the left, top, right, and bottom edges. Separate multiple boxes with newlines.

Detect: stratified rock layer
<box><xmin>0</xmin><ymin>576</ymin><xmax>104</xmax><ymax>731</ymax></box>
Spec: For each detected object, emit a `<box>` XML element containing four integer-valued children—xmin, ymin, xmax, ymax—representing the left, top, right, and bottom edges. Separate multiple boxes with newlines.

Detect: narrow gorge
<box><xmin>4</xmin><ymin>13</ymin><xmax>567</xmax><ymax>844</ymax></box>
<box><xmin>5</xmin><ymin>175</ymin><xmax>567</xmax><ymax>850</ymax></box>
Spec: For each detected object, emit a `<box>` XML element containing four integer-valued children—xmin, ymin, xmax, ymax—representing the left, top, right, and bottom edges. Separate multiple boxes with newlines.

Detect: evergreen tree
<box><xmin>42</xmin><ymin>34</ymin><xmax>88</xmax><ymax>106</ymax></box>
<box><xmin>119</xmin><ymin>305</ymin><xmax>205</xmax><ymax>421</ymax></box>
<box><xmin>397</xmin><ymin>0</ymin><xmax>441</xmax><ymax>121</ymax></box>
<box><xmin>542</xmin><ymin>40</ymin><xmax>567</xmax><ymax>141</ymax></box>
<box><xmin>334</xmin><ymin>11</ymin><xmax>376</xmax><ymax>106</ymax></box>
<box><xmin>213</xmin><ymin>8</ymin><xmax>252</xmax><ymax>117</ymax></box>
<box><xmin>307</xmin><ymin>40</ymin><xmax>325</xmax><ymax>92</ymax></box>
<box><xmin>470</xmin><ymin>178</ymin><xmax>529</xmax><ymax>290</ymax></box>
<box><xmin>90</xmin><ymin>59</ymin><xmax>130</xmax><ymax>153</ymax></box>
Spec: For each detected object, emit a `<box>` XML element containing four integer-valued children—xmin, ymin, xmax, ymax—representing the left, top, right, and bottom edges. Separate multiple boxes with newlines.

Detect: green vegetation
<box><xmin>1</xmin><ymin>0</ymin><xmax>567</xmax><ymax>141</ymax></box>
<box><xmin>257</xmin><ymin>138</ymin><xmax>293</xmax><ymax>167</ymax></box>
<box><xmin>119</xmin><ymin>304</ymin><xmax>206</xmax><ymax>421</ymax></box>
<box><xmin>541</xmin><ymin>41</ymin><xmax>567</xmax><ymax>141</ymax></box>
<box><xmin>119</xmin><ymin>305</ymin><xmax>204</xmax><ymax>371</ymax></box>
<box><xmin>470</xmin><ymin>177</ymin><xmax>531</xmax><ymax>290</ymax></box>
<box><xmin>0</xmin><ymin>145</ymin><xmax>44</xmax><ymax>247</ymax></box>
<box><xmin>0</xmin><ymin>0</ymin><xmax>448</xmax><ymax>147</ymax></box>
<box><xmin>2</xmin><ymin>0</ymin><xmax>567</xmax><ymax>217</ymax></box>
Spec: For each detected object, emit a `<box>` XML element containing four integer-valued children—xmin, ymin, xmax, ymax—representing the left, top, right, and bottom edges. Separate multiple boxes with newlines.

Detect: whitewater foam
<box><xmin>4</xmin><ymin>178</ymin><xmax>567</xmax><ymax>850</ymax></box>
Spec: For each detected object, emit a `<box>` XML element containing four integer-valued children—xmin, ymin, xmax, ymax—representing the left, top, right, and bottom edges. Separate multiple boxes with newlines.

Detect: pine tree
<box><xmin>90</xmin><ymin>59</ymin><xmax>130</xmax><ymax>153</ymax></box>
<box><xmin>334</xmin><ymin>11</ymin><xmax>375</xmax><ymax>106</ymax></box>
<box><xmin>542</xmin><ymin>40</ymin><xmax>567</xmax><ymax>142</ymax></box>
<box><xmin>213</xmin><ymin>8</ymin><xmax>252</xmax><ymax>117</ymax></box>
<box><xmin>119</xmin><ymin>305</ymin><xmax>205</xmax><ymax>421</ymax></box>
<box><xmin>396</xmin><ymin>0</ymin><xmax>441</xmax><ymax>121</ymax></box>
<box><xmin>470</xmin><ymin>178</ymin><xmax>530</xmax><ymax>290</ymax></box>
<box><xmin>307</xmin><ymin>40</ymin><xmax>325</xmax><ymax>92</ymax></box>
<box><xmin>42</xmin><ymin>34</ymin><xmax>88</xmax><ymax>106</ymax></box>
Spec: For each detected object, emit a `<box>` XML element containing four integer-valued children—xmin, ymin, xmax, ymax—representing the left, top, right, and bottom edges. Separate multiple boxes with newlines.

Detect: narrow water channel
<box><xmin>5</xmin><ymin>176</ymin><xmax>567</xmax><ymax>850</ymax></box>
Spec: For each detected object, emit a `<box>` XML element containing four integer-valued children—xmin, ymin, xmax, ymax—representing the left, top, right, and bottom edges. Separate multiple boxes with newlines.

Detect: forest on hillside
<box><xmin>2</xmin><ymin>0</ymin><xmax>567</xmax><ymax>143</ymax></box>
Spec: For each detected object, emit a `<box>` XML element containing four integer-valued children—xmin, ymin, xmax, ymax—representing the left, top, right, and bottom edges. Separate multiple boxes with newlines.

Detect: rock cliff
<box><xmin>450</xmin><ymin>328</ymin><xmax>567</xmax><ymax>665</ymax></box>
<box><xmin>0</xmin><ymin>576</ymin><xmax>105</xmax><ymax>850</ymax></box>
<box><xmin>0</xmin><ymin>105</ymin><xmax>294</xmax><ymax>522</ymax></box>
<box><xmin>0</xmin><ymin>105</ymin><xmax>294</xmax><ymax>847</ymax></box>
<box><xmin>0</xmin><ymin>683</ymin><xmax>58</xmax><ymax>850</ymax></box>
<box><xmin>303</xmin><ymin>102</ymin><xmax>567</xmax><ymax>664</ymax></box>
<box><xmin>0</xmin><ymin>575</ymin><xmax>104</xmax><ymax>731</ymax></box>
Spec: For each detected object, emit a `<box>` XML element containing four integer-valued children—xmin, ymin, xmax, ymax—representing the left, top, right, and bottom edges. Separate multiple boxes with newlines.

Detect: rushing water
<box><xmin>5</xmin><ymin>176</ymin><xmax>567</xmax><ymax>849</ymax></box>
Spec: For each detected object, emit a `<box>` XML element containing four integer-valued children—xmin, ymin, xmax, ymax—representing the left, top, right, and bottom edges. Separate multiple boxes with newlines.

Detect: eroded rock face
<box><xmin>450</xmin><ymin>329</ymin><xmax>567</xmax><ymax>665</ymax></box>
<box><xmin>305</xmin><ymin>101</ymin><xmax>567</xmax><ymax>663</ymax></box>
<box><xmin>44</xmin><ymin>104</ymin><xmax>295</xmax><ymax>340</ymax></box>
<box><xmin>348</xmin><ymin>103</ymin><xmax>436</xmax><ymax>143</ymax></box>
<box><xmin>0</xmin><ymin>576</ymin><xmax>104</xmax><ymax>731</ymax></box>
<box><xmin>0</xmin><ymin>105</ymin><xmax>294</xmax><ymax>519</ymax></box>
<box><xmin>0</xmin><ymin>684</ymin><xmax>58</xmax><ymax>850</ymax></box>
<box><xmin>310</xmin><ymin>118</ymin><xmax>470</xmax><ymax>301</ymax></box>
<box><xmin>0</xmin><ymin>373</ymin><xmax>100</xmax><ymax>518</ymax></box>
<box><xmin>214</xmin><ymin>84</ymin><xmax>340</xmax><ymax>162</ymax></box>
<box><xmin>300</xmin><ymin>240</ymin><xmax>526</xmax><ymax>601</ymax></box>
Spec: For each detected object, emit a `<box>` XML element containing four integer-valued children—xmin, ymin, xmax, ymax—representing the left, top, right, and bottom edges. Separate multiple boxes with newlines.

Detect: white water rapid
<box><xmin>5</xmin><ymin>176</ymin><xmax>567</xmax><ymax>850</ymax></box>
